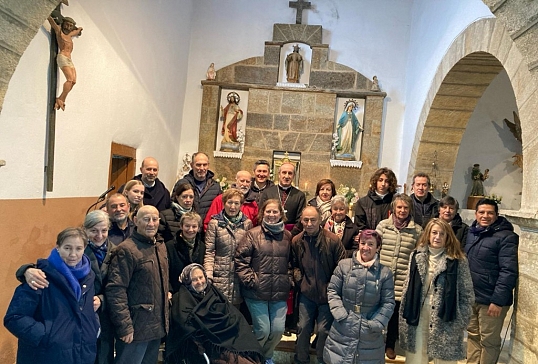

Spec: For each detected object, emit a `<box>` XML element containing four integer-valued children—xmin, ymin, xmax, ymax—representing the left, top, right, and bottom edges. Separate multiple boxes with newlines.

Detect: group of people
<box><xmin>4</xmin><ymin>154</ymin><xmax>519</xmax><ymax>364</ymax></box>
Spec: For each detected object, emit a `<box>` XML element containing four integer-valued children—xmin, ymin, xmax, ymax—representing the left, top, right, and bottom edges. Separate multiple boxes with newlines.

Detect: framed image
<box><xmin>332</xmin><ymin>98</ymin><xmax>365</xmax><ymax>161</ymax></box>
<box><xmin>216</xmin><ymin>89</ymin><xmax>249</xmax><ymax>154</ymax></box>
<box><xmin>272</xmin><ymin>151</ymin><xmax>301</xmax><ymax>186</ymax></box>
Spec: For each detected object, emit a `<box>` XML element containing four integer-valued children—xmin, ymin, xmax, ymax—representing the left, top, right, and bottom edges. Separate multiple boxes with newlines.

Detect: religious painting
<box><xmin>332</xmin><ymin>98</ymin><xmax>365</xmax><ymax>162</ymax></box>
<box><xmin>215</xmin><ymin>89</ymin><xmax>248</xmax><ymax>157</ymax></box>
<box><xmin>272</xmin><ymin>151</ymin><xmax>301</xmax><ymax>186</ymax></box>
<box><xmin>277</xmin><ymin>42</ymin><xmax>312</xmax><ymax>86</ymax></box>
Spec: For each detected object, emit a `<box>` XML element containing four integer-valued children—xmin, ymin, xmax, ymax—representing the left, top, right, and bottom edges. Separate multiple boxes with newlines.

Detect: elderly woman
<box><xmin>159</xmin><ymin>182</ymin><xmax>196</xmax><ymax>242</ymax></box>
<box><xmin>291</xmin><ymin>178</ymin><xmax>336</xmax><ymax>236</ymax></box>
<box><xmin>399</xmin><ymin>219</ymin><xmax>474</xmax><ymax>363</ymax></box>
<box><xmin>166</xmin><ymin>264</ymin><xmax>264</xmax><ymax>364</ymax></box>
<box><xmin>324</xmin><ymin>230</ymin><xmax>395</xmax><ymax>363</ymax></box>
<box><xmin>235</xmin><ymin>199</ymin><xmax>292</xmax><ymax>364</ymax></box>
<box><xmin>16</xmin><ymin>210</ymin><xmax>116</xmax><ymax>364</ymax></box>
<box><xmin>165</xmin><ymin>211</ymin><xmax>205</xmax><ymax>293</ymax></box>
<box><xmin>205</xmin><ymin>188</ymin><xmax>253</xmax><ymax>306</ymax></box>
<box><xmin>324</xmin><ymin>195</ymin><xmax>360</xmax><ymax>258</ymax></box>
<box><xmin>376</xmin><ymin>193</ymin><xmax>423</xmax><ymax>360</ymax></box>
<box><xmin>355</xmin><ymin>167</ymin><xmax>397</xmax><ymax>231</ymax></box>
<box><xmin>123</xmin><ymin>179</ymin><xmax>144</xmax><ymax>217</ymax></box>
<box><xmin>5</xmin><ymin>227</ymin><xmax>100</xmax><ymax>364</ymax></box>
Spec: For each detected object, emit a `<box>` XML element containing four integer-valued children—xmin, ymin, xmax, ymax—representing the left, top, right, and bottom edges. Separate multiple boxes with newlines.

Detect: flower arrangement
<box><xmin>486</xmin><ymin>194</ymin><xmax>502</xmax><ymax>205</ymax></box>
<box><xmin>336</xmin><ymin>184</ymin><xmax>359</xmax><ymax>205</ymax></box>
<box><xmin>215</xmin><ymin>176</ymin><xmax>230</xmax><ymax>191</ymax></box>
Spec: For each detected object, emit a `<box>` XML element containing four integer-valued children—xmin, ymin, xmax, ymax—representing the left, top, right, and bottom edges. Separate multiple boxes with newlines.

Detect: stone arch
<box><xmin>408</xmin><ymin>18</ymin><xmax>538</xmax><ymax>212</ymax></box>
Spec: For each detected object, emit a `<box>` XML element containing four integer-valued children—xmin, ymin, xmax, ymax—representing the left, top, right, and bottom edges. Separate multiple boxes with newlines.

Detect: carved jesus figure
<box><xmin>48</xmin><ymin>16</ymin><xmax>82</xmax><ymax>111</ymax></box>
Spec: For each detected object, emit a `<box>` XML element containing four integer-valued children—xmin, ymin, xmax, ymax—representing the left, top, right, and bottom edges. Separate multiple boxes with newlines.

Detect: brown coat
<box><xmin>235</xmin><ymin>225</ymin><xmax>292</xmax><ymax>302</ymax></box>
<box><xmin>106</xmin><ymin>230</ymin><xmax>169</xmax><ymax>342</ymax></box>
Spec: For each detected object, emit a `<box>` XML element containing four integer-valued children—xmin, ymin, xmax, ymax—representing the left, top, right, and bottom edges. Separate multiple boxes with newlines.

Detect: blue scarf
<box><xmin>88</xmin><ymin>239</ymin><xmax>108</xmax><ymax>266</ymax></box>
<box><xmin>48</xmin><ymin>248</ymin><xmax>91</xmax><ymax>301</ymax></box>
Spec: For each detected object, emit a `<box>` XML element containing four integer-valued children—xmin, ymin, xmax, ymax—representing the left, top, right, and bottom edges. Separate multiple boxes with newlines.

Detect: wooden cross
<box><xmin>289</xmin><ymin>0</ymin><xmax>312</xmax><ymax>24</ymax></box>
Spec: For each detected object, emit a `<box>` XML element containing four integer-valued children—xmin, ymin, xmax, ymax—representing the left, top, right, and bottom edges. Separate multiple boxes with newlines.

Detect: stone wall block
<box><xmin>330</xmin><ymin>167</ymin><xmax>363</xmax><ymax>191</ymax></box>
<box><xmin>301</xmin><ymin>163</ymin><xmax>330</xmax><ymax>186</ymax></box>
<box><xmin>355</xmin><ymin>73</ymin><xmax>369</xmax><ymax>90</ymax></box>
<box><xmin>281</xmin><ymin>91</ymin><xmax>303</xmax><ymax>114</ymax></box>
<box><xmin>302</xmin><ymin>93</ymin><xmax>316</xmax><ymax>115</ymax></box>
<box><xmin>248</xmin><ymin>89</ymin><xmax>270</xmax><ymax>113</ymax></box>
<box><xmin>272</xmin><ymin>24</ymin><xmax>322</xmax><ymax>45</ymax></box>
<box><xmin>310</xmin><ymin>71</ymin><xmax>355</xmax><ymax>90</ymax></box>
<box><xmin>314</xmin><ymin>93</ymin><xmax>336</xmax><ymax>118</ymax></box>
<box><xmin>201</xmin><ymin>85</ymin><xmax>220</xmax><ymax>110</ymax></box>
<box><xmin>496</xmin><ymin>29</ymin><xmax>515</xmax><ymax>64</ymax></box>
<box><xmin>311</xmin><ymin>47</ymin><xmax>328</xmax><ymax>70</ymax></box>
<box><xmin>263</xmin><ymin>131</ymin><xmax>281</xmax><ymax>150</ymax></box>
<box><xmin>510</xmin><ymin>64</ymin><xmax>535</xmax><ymax>108</ymax></box>
<box><xmin>308</xmin><ymin>117</ymin><xmax>333</xmax><ymax>133</ymax></box>
<box><xmin>421</xmin><ymin>126</ymin><xmax>465</xmax><ymax>144</ymax></box>
<box><xmin>516</xmin><ymin>274</ymin><xmax>538</xmax><ymax>321</ymax></box>
<box><xmin>217</xmin><ymin>66</ymin><xmax>235</xmax><ymax>83</ymax></box>
<box><xmin>294</xmin><ymin>133</ymin><xmax>316</xmax><ymax>151</ymax></box>
<box><xmin>268</xmin><ymin>91</ymin><xmax>283</xmax><ymax>113</ymax></box>
<box><xmin>281</xmin><ymin>132</ymin><xmax>299</xmax><ymax>150</ymax></box>
<box><xmin>519</xmin><ymin>92</ymin><xmax>538</xmax><ymax>146</ymax></box>
<box><xmin>264</xmin><ymin>44</ymin><xmax>281</xmax><ymax>66</ymax></box>
<box><xmin>235</xmin><ymin>65</ymin><xmax>278</xmax><ymax>85</ymax></box>
<box><xmin>310</xmin><ymin>134</ymin><xmax>332</xmax><ymax>152</ymax></box>
<box><xmin>274</xmin><ymin>114</ymin><xmax>290</xmax><ymax>131</ymax></box>
<box><xmin>244</xmin><ymin>129</ymin><xmax>266</xmax><ymax>149</ymax></box>
<box><xmin>247</xmin><ymin>113</ymin><xmax>273</xmax><ymax>129</ymax></box>
<box><xmin>290</xmin><ymin>115</ymin><xmax>308</xmax><ymax>132</ymax></box>
<box><xmin>301</xmin><ymin>151</ymin><xmax>329</xmax><ymax>163</ymax></box>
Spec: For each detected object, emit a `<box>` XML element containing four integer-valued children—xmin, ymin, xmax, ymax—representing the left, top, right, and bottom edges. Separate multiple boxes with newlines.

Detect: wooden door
<box><xmin>108</xmin><ymin>143</ymin><xmax>136</xmax><ymax>194</ymax></box>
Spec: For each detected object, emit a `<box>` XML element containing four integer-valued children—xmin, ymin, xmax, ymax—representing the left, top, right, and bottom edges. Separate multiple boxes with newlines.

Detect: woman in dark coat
<box><xmin>165</xmin><ymin>211</ymin><xmax>205</xmax><ymax>293</ymax></box>
<box><xmin>166</xmin><ymin>263</ymin><xmax>264</xmax><ymax>364</ymax></box>
<box><xmin>159</xmin><ymin>182</ymin><xmax>196</xmax><ymax>242</ymax></box>
<box><xmin>323</xmin><ymin>230</ymin><xmax>395</xmax><ymax>364</ymax></box>
<box><xmin>291</xmin><ymin>178</ymin><xmax>336</xmax><ymax>237</ymax></box>
<box><xmin>235</xmin><ymin>199</ymin><xmax>292</xmax><ymax>363</ymax></box>
<box><xmin>5</xmin><ymin>227</ymin><xmax>100</xmax><ymax>364</ymax></box>
<box><xmin>323</xmin><ymin>195</ymin><xmax>360</xmax><ymax>257</ymax></box>
<box><xmin>399</xmin><ymin>219</ymin><xmax>474</xmax><ymax>363</ymax></box>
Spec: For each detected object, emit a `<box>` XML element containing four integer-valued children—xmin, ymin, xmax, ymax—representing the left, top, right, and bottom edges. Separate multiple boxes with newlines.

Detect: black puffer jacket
<box><xmin>451</xmin><ymin>213</ymin><xmax>469</xmax><ymax>247</ymax></box>
<box><xmin>159</xmin><ymin>203</ymin><xmax>194</xmax><ymax>243</ymax></box>
<box><xmin>354</xmin><ymin>190</ymin><xmax>394</xmax><ymax>231</ymax></box>
<box><xmin>411</xmin><ymin>192</ymin><xmax>439</xmax><ymax>228</ymax></box>
<box><xmin>465</xmin><ymin>216</ymin><xmax>518</xmax><ymax>307</ymax></box>
<box><xmin>106</xmin><ymin>230</ymin><xmax>169</xmax><ymax>342</ymax></box>
<box><xmin>235</xmin><ymin>225</ymin><xmax>292</xmax><ymax>302</ymax></box>
<box><xmin>174</xmin><ymin>170</ymin><xmax>222</xmax><ymax>222</ymax></box>
<box><xmin>165</xmin><ymin>233</ymin><xmax>205</xmax><ymax>293</ymax></box>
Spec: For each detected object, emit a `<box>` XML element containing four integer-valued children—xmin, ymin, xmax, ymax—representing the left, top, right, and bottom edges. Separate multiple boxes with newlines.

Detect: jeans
<box><xmin>114</xmin><ymin>338</ymin><xmax>161</xmax><ymax>364</ymax></box>
<box><xmin>245</xmin><ymin>298</ymin><xmax>287</xmax><ymax>359</ymax></box>
<box><xmin>294</xmin><ymin>295</ymin><xmax>333</xmax><ymax>364</ymax></box>
<box><xmin>467</xmin><ymin>303</ymin><xmax>510</xmax><ymax>364</ymax></box>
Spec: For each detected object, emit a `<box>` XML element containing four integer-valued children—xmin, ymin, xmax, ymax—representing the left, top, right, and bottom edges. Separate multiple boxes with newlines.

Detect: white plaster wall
<box><xmin>0</xmin><ymin>0</ymin><xmax>193</xmax><ymax>199</ymax></box>
<box><xmin>179</xmin><ymin>0</ymin><xmax>414</xmax><ymax>175</ymax></box>
<box><xmin>401</xmin><ymin>0</ymin><xmax>494</xmax><ymax>178</ymax></box>
<box><xmin>451</xmin><ymin>70</ymin><xmax>522</xmax><ymax>211</ymax></box>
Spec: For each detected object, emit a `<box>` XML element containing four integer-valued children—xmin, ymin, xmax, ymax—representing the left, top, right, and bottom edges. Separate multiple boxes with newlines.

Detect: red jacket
<box><xmin>203</xmin><ymin>194</ymin><xmax>258</xmax><ymax>231</ymax></box>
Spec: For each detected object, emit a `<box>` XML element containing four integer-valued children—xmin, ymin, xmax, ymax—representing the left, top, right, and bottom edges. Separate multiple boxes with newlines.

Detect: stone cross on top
<box><xmin>289</xmin><ymin>0</ymin><xmax>312</xmax><ymax>24</ymax></box>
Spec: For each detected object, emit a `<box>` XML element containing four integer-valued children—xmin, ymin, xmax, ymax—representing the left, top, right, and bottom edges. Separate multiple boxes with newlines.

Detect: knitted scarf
<box><xmin>48</xmin><ymin>248</ymin><xmax>91</xmax><ymax>301</ymax></box>
<box><xmin>324</xmin><ymin>217</ymin><xmax>346</xmax><ymax>238</ymax></box>
<box><xmin>316</xmin><ymin>196</ymin><xmax>332</xmax><ymax>221</ymax></box>
<box><xmin>392</xmin><ymin>214</ymin><xmax>411</xmax><ymax>230</ymax></box>
<box><xmin>172</xmin><ymin>201</ymin><xmax>192</xmax><ymax>220</ymax></box>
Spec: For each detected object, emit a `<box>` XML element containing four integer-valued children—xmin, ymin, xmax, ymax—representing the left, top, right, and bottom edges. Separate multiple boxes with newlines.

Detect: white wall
<box><xmin>0</xmin><ymin>0</ymin><xmax>193</xmax><ymax>199</ymax></box>
<box><xmin>179</xmin><ymin>0</ymin><xmax>414</xmax><ymax>174</ymax></box>
<box><xmin>451</xmin><ymin>70</ymin><xmax>522</xmax><ymax>211</ymax></box>
<box><xmin>401</xmin><ymin>0</ymin><xmax>494</xmax><ymax>179</ymax></box>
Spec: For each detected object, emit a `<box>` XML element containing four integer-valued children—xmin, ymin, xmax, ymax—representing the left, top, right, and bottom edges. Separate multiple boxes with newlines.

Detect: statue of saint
<box><xmin>335</xmin><ymin>100</ymin><xmax>363</xmax><ymax>160</ymax></box>
<box><xmin>285</xmin><ymin>44</ymin><xmax>303</xmax><ymax>83</ymax></box>
<box><xmin>47</xmin><ymin>15</ymin><xmax>83</xmax><ymax>111</ymax></box>
<box><xmin>470</xmin><ymin>164</ymin><xmax>489</xmax><ymax>196</ymax></box>
<box><xmin>220</xmin><ymin>92</ymin><xmax>243</xmax><ymax>150</ymax></box>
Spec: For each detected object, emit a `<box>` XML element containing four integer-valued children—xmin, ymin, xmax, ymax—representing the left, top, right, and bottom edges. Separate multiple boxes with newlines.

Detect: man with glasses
<box><xmin>106</xmin><ymin>205</ymin><xmax>169</xmax><ymax>364</ymax></box>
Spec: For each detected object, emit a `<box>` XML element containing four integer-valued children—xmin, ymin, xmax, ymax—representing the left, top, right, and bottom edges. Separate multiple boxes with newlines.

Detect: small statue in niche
<box><xmin>371</xmin><ymin>75</ymin><xmax>380</xmax><ymax>92</ymax></box>
<box><xmin>285</xmin><ymin>44</ymin><xmax>303</xmax><ymax>83</ymax></box>
<box><xmin>206</xmin><ymin>62</ymin><xmax>216</xmax><ymax>80</ymax></box>
<box><xmin>47</xmin><ymin>15</ymin><xmax>83</xmax><ymax>111</ymax></box>
<box><xmin>182</xmin><ymin>153</ymin><xmax>191</xmax><ymax>172</ymax></box>
<box><xmin>220</xmin><ymin>92</ymin><xmax>243</xmax><ymax>152</ymax></box>
<box><xmin>470</xmin><ymin>164</ymin><xmax>489</xmax><ymax>196</ymax></box>
<box><xmin>335</xmin><ymin>100</ymin><xmax>363</xmax><ymax>160</ymax></box>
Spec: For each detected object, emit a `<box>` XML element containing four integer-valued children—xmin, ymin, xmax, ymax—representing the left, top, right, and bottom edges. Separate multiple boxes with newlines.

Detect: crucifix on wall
<box><xmin>289</xmin><ymin>0</ymin><xmax>312</xmax><ymax>24</ymax></box>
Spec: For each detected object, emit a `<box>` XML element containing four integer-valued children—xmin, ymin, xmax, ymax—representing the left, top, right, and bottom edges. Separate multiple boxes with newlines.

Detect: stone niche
<box><xmin>197</xmin><ymin>24</ymin><xmax>386</xmax><ymax>196</ymax></box>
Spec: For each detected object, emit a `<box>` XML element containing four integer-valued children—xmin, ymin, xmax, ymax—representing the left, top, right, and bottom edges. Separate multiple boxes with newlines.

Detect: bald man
<box><xmin>203</xmin><ymin>170</ymin><xmax>259</xmax><ymax>231</ymax></box>
<box><xmin>106</xmin><ymin>205</ymin><xmax>169</xmax><ymax>364</ymax></box>
<box><xmin>120</xmin><ymin>157</ymin><xmax>171</xmax><ymax>212</ymax></box>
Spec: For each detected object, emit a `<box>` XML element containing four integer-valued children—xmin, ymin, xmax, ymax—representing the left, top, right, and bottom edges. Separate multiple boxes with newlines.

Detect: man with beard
<box><xmin>174</xmin><ymin>152</ymin><xmax>221</xmax><ymax>222</ymax></box>
<box><xmin>120</xmin><ymin>157</ymin><xmax>171</xmax><ymax>212</ymax></box>
<box><xmin>107</xmin><ymin>194</ymin><xmax>135</xmax><ymax>245</ymax></box>
<box><xmin>203</xmin><ymin>170</ymin><xmax>258</xmax><ymax>230</ymax></box>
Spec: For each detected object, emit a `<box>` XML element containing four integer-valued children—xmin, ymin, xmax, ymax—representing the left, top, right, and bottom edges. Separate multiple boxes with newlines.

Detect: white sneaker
<box><xmin>265</xmin><ymin>359</ymin><xmax>275</xmax><ymax>364</ymax></box>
